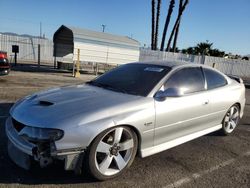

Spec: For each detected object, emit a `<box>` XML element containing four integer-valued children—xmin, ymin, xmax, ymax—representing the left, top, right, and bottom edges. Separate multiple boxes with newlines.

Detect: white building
<box><xmin>53</xmin><ymin>25</ymin><xmax>140</xmax><ymax>67</ymax></box>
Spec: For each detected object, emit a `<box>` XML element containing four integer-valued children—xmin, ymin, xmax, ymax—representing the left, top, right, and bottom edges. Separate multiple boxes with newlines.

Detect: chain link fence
<box><xmin>1</xmin><ymin>33</ymin><xmax>249</xmax><ymax>78</ymax></box>
<box><xmin>0</xmin><ymin>33</ymin><xmax>53</xmax><ymax>64</ymax></box>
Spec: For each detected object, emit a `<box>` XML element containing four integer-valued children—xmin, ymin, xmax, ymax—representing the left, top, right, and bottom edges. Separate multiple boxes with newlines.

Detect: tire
<box><xmin>87</xmin><ymin>126</ymin><xmax>138</xmax><ymax>180</ymax></box>
<box><xmin>221</xmin><ymin>104</ymin><xmax>240</xmax><ymax>135</ymax></box>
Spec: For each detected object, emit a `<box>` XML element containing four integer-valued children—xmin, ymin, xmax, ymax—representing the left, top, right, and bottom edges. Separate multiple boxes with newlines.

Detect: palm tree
<box><xmin>160</xmin><ymin>0</ymin><xmax>175</xmax><ymax>51</ymax></box>
<box><xmin>154</xmin><ymin>0</ymin><xmax>162</xmax><ymax>50</ymax></box>
<box><xmin>151</xmin><ymin>0</ymin><xmax>156</xmax><ymax>50</ymax></box>
<box><xmin>166</xmin><ymin>0</ymin><xmax>189</xmax><ymax>51</ymax></box>
<box><xmin>172</xmin><ymin>0</ymin><xmax>183</xmax><ymax>52</ymax></box>
<box><xmin>209</xmin><ymin>49</ymin><xmax>225</xmax><ymax>57</ymax></box>
<box><xmin>195</xmin><ymin>41</ymin><xmax>213</xmax><ymax>55</ymax></box>
<box><xmin>181</xmin><ymin>47</ymin><xmax>194</xmax><ymax>54</ymax></box>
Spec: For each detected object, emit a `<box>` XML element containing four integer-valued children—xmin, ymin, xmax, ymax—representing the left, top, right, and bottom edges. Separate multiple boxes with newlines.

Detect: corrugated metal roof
<box><xmin>59</xmin><ymin>25</ymin><xmax>140</xmax><ymax>47</ymax></box>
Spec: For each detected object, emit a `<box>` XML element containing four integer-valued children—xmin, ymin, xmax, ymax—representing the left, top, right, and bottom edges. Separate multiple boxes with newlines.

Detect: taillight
<box><xmin>0</xmin><ymin>52</ymin><xmax>7</xmax><ymax>59</ymax></box>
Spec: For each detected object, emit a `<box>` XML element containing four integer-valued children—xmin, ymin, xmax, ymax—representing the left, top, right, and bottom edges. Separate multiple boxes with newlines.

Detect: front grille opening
<box><xmin>12</xmin><ymin>118</ymin><xmax>26</xmax><ymax>132</ymax></box>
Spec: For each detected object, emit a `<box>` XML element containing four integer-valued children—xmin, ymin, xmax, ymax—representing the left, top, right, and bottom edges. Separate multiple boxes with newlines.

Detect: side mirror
<box><xmin>154</xmin><ymin>88</ymin><xmax>183</xmax><ymax>101</ymax></box>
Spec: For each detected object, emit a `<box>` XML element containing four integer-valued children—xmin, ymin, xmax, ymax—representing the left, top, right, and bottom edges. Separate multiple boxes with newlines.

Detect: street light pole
<box><xmin>101</xmin><ymin>24</ymin><xmax>106</xmax><ymax>32</ymax></box>
<box><xmin>40</xmin><ymin>22</ymin><xmax>42</xmax><ymax>38</ymax></box>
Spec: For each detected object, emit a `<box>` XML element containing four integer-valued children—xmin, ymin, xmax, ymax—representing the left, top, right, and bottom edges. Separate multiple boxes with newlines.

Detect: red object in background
<box><xmin>0</xmin><ymin>51</ymin><xmax>7</xmax><ymax>59</ymax></box>
<box><xmin>0</xmin><ymin>51</ymin><xmax>10</xmax><ymax>75</ymax></box>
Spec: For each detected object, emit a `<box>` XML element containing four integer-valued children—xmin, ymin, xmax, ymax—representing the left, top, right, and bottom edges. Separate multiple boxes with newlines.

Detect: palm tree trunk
<box><xmin>151</xmin><ymin>0</ymin><xmax>156</xmax><ymax>50</ymax></box>
<box><xmin>172</xmin><ymin>21</ymin><xmax>180</xmax><ymax>52</ymax></box>
<box><xmin>154</xmin><ymin>0</ymin><xmax>162</xmax><ymax>50</ymax></box>
<box><xmin>166</xmin><ymin>0</ymin><xmax>189</xmax><ymax>52</ymax></box>
<box><xmin>160</xmin><ymin>0</ymin><xmax>175</xmax><ymax>51</ymax></box>
<box><xmin>172</xmin><ymin>0</ymin><xmax>183</xmax><ymax>52</ymax></box>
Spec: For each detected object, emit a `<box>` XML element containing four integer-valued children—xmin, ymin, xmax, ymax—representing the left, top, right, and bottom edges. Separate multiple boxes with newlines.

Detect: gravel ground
<box><xmin>0</xmin><ymin>64</ymin><xmax>249</xmax><ymax>188</ymax></box>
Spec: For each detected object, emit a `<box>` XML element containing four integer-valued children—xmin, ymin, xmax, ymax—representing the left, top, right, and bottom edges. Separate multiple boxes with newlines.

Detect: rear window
<box><xmin>203</xmin><ymin>68</ymin><xmax>227</xmax><ymax>90</ymax></box>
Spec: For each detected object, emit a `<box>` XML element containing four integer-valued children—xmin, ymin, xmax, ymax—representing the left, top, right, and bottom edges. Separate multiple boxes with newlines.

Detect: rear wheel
<box><xmin>221</xmin><ymin>105</ymin><xmax>240</xmax><ymax>135</ymax></box>
<box><xmin>87</xmin><ymin>126</ymin><xmax>138</xmax><ymax>180</ymax></box>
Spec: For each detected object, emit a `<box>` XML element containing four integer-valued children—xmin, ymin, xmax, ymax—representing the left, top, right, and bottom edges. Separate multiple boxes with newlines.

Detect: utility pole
<box><xmin>101</xmin><ymin>24</ymin><xmax>106</xmax><ymax>32</ymax></box>
<box><xmin>39</xmin><ymin>22</ymin><xmax>42</xmax><ymax>67</ymax></box>
<box><xmin>40</xmin><ymin>22</ymin><xmax>42</xmax><ymax>38</ymax></box>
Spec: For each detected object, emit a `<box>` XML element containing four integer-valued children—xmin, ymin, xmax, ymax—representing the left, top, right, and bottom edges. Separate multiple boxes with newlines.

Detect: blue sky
<box><xmin>0</xmin><ymin>0</ymin><xmax>249</xmax><ymax>55</ymax></box>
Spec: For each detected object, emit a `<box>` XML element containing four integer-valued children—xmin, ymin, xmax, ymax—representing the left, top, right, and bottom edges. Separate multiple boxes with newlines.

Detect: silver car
<box><xmin>6</xmin><ymin>62</ymin><xmax>245</xmax><ymax>180</ymax></box>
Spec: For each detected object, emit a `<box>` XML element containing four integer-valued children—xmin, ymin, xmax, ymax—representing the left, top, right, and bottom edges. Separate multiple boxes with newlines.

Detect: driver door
<box><xmin>154</xmin><ymin>67</ymin><xmax>212</xmax><ymax>145</ymax></box>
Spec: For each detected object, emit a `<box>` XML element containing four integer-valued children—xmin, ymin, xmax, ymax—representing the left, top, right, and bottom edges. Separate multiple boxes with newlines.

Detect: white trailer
<box><xmin>53</xmin><ymin>25</ymin><xmax>140</xmax><ymax>68</ymax></box>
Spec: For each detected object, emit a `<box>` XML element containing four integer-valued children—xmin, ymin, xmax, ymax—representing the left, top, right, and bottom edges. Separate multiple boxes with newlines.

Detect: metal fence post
<box><xmin>75</xmin><ymin>49</ymin><xmax>81</xmax><ymax>78</ymax></box>
<box><xmin>38</xmin><ymin>44</ymin><xmax>41</xmax><ymax>67</ymax></box>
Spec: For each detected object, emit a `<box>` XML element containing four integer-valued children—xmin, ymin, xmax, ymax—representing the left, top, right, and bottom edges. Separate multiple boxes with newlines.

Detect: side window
<box><xmin>164</xmin><ymin>67</ymin><xmax>205</xmax><ymax>94</ymax></box>
<box><xmin>203</xmin><ymin>68</ymin><xmax>227</xmax><ymax>90</ymax></box>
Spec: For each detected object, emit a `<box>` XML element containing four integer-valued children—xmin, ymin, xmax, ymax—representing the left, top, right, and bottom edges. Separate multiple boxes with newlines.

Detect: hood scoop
<box><xmin>38</xmin><ymin>100</ymin><xmax>54</xmax><ymax>106</ymax></box>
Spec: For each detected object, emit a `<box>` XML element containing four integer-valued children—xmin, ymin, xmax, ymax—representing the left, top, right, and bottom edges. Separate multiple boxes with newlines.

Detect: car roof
<box><xmin>137</xmin><ymin>61</ymin><xmax>195</xmax><ymax>67</ymax></box>
<box><xmin>136</xmin><ymin>61</ymin><xmax>214</xmax><ymax>70</ymax></box>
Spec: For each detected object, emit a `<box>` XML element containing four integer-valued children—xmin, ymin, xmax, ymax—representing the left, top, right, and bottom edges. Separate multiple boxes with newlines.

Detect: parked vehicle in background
<box><xmin>0</xmin><ymin>51</ymin><xmax>10</xmax><ymax>75</ymax></box>
<box><xmin>6</xmin><ymin>61</ymin><xmax>245</xmax><ymax>180</ymax></box>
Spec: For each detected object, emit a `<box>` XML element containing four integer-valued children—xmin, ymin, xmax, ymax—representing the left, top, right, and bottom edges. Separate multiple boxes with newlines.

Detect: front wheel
<box><xmin>87</xmin><ymin>126</ymin><xmax>138</xmax><ymax>180</ymax></box>
<box><xmin>221</xmin><ymin>104</ymin><xmax>240</xmax><ymax>135</ymax></box>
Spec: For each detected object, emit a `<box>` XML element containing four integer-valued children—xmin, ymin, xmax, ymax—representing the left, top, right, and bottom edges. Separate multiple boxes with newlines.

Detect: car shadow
<box><xmin>0</xmin><ymin>102</ymin><xmax>98</xmax><ymax>185</ymax></box>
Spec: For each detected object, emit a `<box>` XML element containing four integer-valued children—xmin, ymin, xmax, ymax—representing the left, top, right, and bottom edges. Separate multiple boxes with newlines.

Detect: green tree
<box><xmin>195</xmin><ymin>41</ymin><xmax>213</xmax><ymax>55</ymax></box>
<box><xmin>182</xmin><ymin>41</ymin><xmax>226</xmax><ymax>57</ymax></box>
<box><xmin>182</xmin><ymin>47</ymin><xmax>194</xmax><ymax>54</ymax></box>
<box><xmin>209</xmin><ymin>48</ymin><xmax>225</xmax><ymax>57</ymax></box>
<box><xmin>170</xmin><ymin>47</ymin><xmax>180</xmax><ymax>52</ymax></box>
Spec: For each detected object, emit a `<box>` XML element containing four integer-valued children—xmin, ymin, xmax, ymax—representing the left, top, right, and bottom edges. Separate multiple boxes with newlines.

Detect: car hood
<box><xmin>10</xmin><ymin>84</ymin><xmax>147</xmax><ymax>128</ymax></box>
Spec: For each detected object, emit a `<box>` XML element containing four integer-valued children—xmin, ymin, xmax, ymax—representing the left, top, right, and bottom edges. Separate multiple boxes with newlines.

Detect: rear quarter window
<box><xmin>203</xmin><ymin>68</ymin><xmax>227</xmax><ymax>90</ymax></box>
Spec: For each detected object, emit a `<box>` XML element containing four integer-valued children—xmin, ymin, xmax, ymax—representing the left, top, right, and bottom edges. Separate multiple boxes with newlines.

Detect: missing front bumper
<box><xmin>8</xmin><ymin>139</ymin><xmax>31</xmax><ymax>170</ymax></box>
<box><xmin>5</xmin><ymin>117</ymin><xmax>84</xmax><ymax>172</ymax></box>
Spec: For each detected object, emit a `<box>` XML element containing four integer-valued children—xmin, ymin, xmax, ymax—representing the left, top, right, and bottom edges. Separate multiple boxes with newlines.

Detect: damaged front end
<box><xmin>5</xmin><ymin>117</ymin><xmax>84</xmax><ymax>173</ymax></box>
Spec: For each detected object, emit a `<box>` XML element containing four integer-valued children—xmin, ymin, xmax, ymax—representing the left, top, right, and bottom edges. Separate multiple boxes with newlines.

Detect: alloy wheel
<box><xmin>94</xmin><ymin>127</ymin><xmax>135</xmax><ymax>176</ymax></box>
<box><xmin>223</xmin><ymin>105</ymin><xmax>240</xmax><ymax>134</ymax></box>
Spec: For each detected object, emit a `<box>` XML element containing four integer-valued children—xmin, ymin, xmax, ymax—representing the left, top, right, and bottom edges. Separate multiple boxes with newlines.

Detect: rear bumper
<box><xmin>5</xmin><ymin>117</ymin><xmax>84</xmax><ymax>171</ymax></box>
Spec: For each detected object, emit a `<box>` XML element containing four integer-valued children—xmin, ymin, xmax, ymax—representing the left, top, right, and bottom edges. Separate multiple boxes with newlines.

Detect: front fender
<box><xmin>54</xmin><ymin>117</ymin><xmax>115</xmax><ymax>151</ymax></box>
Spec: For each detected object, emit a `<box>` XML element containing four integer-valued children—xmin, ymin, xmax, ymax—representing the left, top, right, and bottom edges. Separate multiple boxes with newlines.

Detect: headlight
<box><xmin>19</xmin><ymin>126</ymin><xmax>64</xmax><ymax>142</ymax></box>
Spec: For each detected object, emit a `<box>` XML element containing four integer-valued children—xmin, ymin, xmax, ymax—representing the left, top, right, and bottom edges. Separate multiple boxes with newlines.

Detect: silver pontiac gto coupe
<box><xmin>6</xmin><ymin>62</ymin><xmax>245</xmax><ymax>180</ymax></box>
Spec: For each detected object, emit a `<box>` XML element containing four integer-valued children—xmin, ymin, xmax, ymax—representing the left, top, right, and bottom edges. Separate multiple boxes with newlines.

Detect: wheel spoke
<box><xmin>225</xmin><ymin>122</ymin><xmax>230</xmax><ymax>131</ymax></box>
<box><xmin>230</xmin><ymin>107</ymin><xmax>235</xmax><ymax>116</ymax></box>
<box><xmin>114</xmin><ymin>127</ymin><xmax>123</xmax><ymax>143</ymax></box>
<box><xmin>96</xmin><ymin>141</ymin><xmax>111</xmax><ymax>153</ymax></box>
<box><xmin>231</xmin><ymin>121</ymin><xmax>236</xmax><ymax>129</ymax></box>
<box><xmin>224</xmin><ymin>115</ymin><xmax>230</xmax><ymax>122</ymax></box>
<box><xmin>99</xmin><ymin>155</ymin><xmax>113</xmax><ymax>174</ymax></box>
<box><xmin>232</xmin><ymin>111</ymin><xmax>239</xmax><ymax>119</ymax></box>
<box><xmin>114</xmin><ymin>153</ymin><xmax>126</xmax><ymax>170</ymax></box>
<box><xmin>119</xmin><ymin>139</ymin><xmax>134</xmax><ymax>151</ymax></box>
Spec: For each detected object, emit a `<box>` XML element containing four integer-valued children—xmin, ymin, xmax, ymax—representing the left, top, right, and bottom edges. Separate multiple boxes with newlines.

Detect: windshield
<box><xmin>87</xmin><ymin>63</ymin><xmax>171</xmax><ymax>96</ymax></box>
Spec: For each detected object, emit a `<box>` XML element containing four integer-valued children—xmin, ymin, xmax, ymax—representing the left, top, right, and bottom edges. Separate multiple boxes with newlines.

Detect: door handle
<box><xmin>203</xmin><ymin>100</ymin><xmax>209</xmax><ymax>105</ymax></box>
